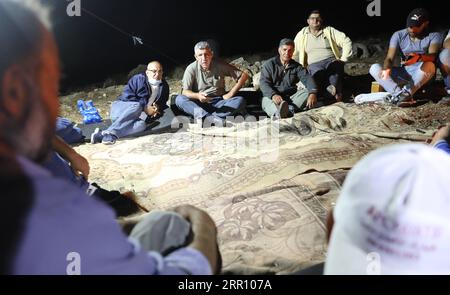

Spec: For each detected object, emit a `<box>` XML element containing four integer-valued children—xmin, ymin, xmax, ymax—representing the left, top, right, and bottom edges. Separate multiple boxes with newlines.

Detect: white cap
<box><xmin>325</xmin><ymin>143</ymin><xmax>450</xmax><ymax>275</ymax></box>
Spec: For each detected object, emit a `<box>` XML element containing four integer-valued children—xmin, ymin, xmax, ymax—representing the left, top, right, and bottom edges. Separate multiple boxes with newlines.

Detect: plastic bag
<box><xmin>77</xmin><ymin>100</ymin><xmax>102</xmax><ymax>124</ymax></box>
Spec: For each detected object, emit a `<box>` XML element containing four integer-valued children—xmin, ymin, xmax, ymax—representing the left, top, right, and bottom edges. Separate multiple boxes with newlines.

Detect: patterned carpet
<box><xmin>75</xmin><ymin>102</ymin><xmax>446</xmax><ymax>274</ymax></box>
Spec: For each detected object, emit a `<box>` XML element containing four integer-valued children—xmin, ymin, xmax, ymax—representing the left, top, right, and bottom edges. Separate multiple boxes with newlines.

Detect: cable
<box><xmin>80</xmin><ymin>7</ymin><xmax>182</xmax><ymax>66</ymax></box>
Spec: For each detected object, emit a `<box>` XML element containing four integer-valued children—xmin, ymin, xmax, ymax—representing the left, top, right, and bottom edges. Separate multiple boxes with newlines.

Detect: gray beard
<box><xmin>17</xmin><ymin>98</ymin><xmax>54</xmax><ymax>164</ymax></box>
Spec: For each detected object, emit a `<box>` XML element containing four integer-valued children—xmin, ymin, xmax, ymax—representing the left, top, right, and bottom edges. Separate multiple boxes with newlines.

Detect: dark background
<box><xmin>45</xmin><ymin>0</ymin><xmax>448</xmax><ymax>91</ymax></box>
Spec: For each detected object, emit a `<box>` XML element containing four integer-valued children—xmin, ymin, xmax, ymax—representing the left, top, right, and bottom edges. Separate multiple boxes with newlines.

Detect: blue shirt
<box><xmin>11</xmin><ymin>156</ymin><xmax>211</xmax><ymax>275</ymax></box>
<box><xmin>389</xmin><ymin>29</ymin><xmax>443</xmax><ymax>57</ymax></box>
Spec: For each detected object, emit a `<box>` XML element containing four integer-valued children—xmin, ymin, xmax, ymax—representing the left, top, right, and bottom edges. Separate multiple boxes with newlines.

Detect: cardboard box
<box><xmin>371</xmin><ymin>82</ymin><xmax>385</xmax><ymax>93</ymax></box>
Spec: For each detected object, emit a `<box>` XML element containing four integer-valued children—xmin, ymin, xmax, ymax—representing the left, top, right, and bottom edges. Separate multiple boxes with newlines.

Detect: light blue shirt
<box><xmin>389</xmin><ymin>29</ymin><xmax>443</xmax><ymax>57</ymax></box>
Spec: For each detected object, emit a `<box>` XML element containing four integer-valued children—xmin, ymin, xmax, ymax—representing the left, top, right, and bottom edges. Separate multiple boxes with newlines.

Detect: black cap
<box><xmin>279</xmin><ymin>38</ymin><xmax>294</xmax><ymax>47</ymax></box>
<box><xmin>406</xmin><ymin>8</ymin><xmax>430</xmax><ymax>28</ymax></box>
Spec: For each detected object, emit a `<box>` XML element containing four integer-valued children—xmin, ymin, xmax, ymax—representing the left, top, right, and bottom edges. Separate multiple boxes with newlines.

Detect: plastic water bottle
<box><xmin>77</xmin><ymin>99</ymin><xmax>102</xmax><ymax>124</ymax></box>
<box><xmin>84</xmin><ymin>100</ymin><xmax>102</xmax><ymax>124</ymax></box>
<box><xmin>85</xmin><ymin>100</ymin><xmax>95</xmax><ymax>110</ymax></box>
<box><xmin>77</xmin><ymin>100</ymin><xmax>85</xmax><ymax>113</ymax></box>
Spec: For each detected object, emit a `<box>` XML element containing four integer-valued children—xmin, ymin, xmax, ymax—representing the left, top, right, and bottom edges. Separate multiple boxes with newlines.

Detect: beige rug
<box><xmin>75</xmin><ymin>102</ymin><xmax>448</xmax><ymax>274</ymax></box>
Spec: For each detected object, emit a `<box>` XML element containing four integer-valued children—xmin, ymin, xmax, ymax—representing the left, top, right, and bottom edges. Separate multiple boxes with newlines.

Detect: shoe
<box><xmin>326</xmin><ymin>85</ymin><xmax>337</xmax><ymax>97</ymax></box>
<box><xmin>277</xmin><ymin>101</ymin><xmax>290</xmax><ymax>119</ymax></box>
<box><xmin>293</xmin><ymin>117</ymin><xmax>313</xmax><ymax>136</ymax></box>
<box><xmin>395</xmin><ymin>90</ymin><xmax>414</xmax><ymax>107</ymax></box>
<box><xmin>102</xmin><ymin>133</ymin><xmax>117</xmax><ymax>145</ymax></box>
<box><xmin>438</xmin><ymin>96</ymin><xmax>450</xmax><ymax>105</ymax></box>
<box><xmin>89</xmin><ymin>183</ymin><xmax>140</xmax><ymax>217</ymax></box>
<box><xmin>203</xmin><ymin>116</ymin><xmax>226</xmax><ymax>128</ymax></box>
<box><xmin>90</xmin><ymin>128</ymin><xmax>103</xmax><ymax>144</ymax></box>
<box><xmin>385</xmin><ymin>89</ymin><xmax>413</xmax><ymax>107</ymax></box>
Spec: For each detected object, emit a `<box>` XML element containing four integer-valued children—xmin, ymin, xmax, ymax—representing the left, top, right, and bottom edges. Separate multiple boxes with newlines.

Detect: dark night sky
<box><xmin>45</xmin><ymin>0</ymin><xmax>448</xmax><ymax>91</ymax></box>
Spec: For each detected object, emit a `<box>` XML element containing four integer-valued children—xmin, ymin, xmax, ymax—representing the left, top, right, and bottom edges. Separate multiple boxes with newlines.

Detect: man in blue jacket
<box><xmin>91</xmin><ymin>61</ymin><xmax>175</xmax><ymax>144</ymax></box>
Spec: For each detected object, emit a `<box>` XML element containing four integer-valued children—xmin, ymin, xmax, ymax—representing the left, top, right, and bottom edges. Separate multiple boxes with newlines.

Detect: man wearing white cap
<box><xmin>325</xmin><ymin>143</ymin><xmax>450</xmax><ymax>275</ymax></box>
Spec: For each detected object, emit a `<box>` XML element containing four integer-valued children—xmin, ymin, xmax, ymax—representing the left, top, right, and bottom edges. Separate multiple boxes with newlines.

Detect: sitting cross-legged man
<box><xmin>369</xmin><ymin>8</ymin><xmax>443</xmax><ymax>106</ymax></box>
<box><xmin>260</xmin><ymin>38</ymin><xmax>318</xmax><ymax>119</ymax></box>
<box><xmin>175</xmin><ymin>41</ymin><xmax>249</xmax><ymax>127</ymax></box>
<box><xmin>91</xmin><ymin>61</ymin><xmax>175</xmax><ymax>144</ymax></box>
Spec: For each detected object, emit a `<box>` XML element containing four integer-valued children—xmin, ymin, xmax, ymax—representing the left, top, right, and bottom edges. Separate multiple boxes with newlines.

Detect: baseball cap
<box><xmin>325</xmin><ymin>144</ymin><xmax>450</xmax><ymax>274</ymax></box>
<box><xmin>406</xmin><ymin>8</ymin><xmax>430</xmax><ymax>28</ymax></box>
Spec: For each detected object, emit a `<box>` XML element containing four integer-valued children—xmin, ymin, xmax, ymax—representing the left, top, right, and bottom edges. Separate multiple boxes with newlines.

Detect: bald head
<box><xmin>146</xmin><ymin>61</ymin><xmax>163</xmax><ymax>82</ymax></box>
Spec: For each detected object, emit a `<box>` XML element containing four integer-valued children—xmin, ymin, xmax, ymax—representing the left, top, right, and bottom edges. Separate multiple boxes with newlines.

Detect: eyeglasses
<box><xmin>148</xmin><ymin>69</ymin><xmax>163</xmax><ymax>74</ymax></box>
<box><xmin>308</xmin><ymin>17</ymin><xmax>322</xmax><ymax>21</ymax></box>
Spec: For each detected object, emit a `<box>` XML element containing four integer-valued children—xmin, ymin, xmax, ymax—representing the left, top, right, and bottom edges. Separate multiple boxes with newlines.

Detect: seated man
<box><xmin>369</xmin><ymin>8</ymin><xmax>443</xmax><ymax>106</ymax></box>
<box><xmin>293</xmin><ymin>10</ymin><xmax>352</xmax><ymax>102</ymax></box>
<box><xmin>175</xmin><ymin>41</ymin><xmax>249</xmax><ymax>126</ymax></box>
<box><xmin>438</xmin><ymin>29</ymin><xmax>450</xmax><ymax>95</ymax></box>
<box><xmin>0</xmin><ymin>0</ymin><xmax>219</xmax><ymax>275</ymax></box>
<box><xmin>260</xmin><ymin>38</ymin><xmax>318</xmax><ymax>118</ymax></box>
<box><xmin>325</xmin><ymin>144</ymin><xmax>450</xmax><ymax>274</ymax></box>
<box><xmin>91</xmin><ymin>61</ymin><xmax>175</xmax><ymax>144</ymax></box>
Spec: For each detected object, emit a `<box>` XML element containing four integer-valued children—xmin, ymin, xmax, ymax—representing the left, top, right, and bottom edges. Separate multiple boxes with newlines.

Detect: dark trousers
<box><xmin>308</xmin><ymin>57</ymin><xmax>344</xmax><ymax>98</ymax></box>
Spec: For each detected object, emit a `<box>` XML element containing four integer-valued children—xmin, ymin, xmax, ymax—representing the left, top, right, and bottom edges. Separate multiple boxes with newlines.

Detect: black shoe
<box><xmin>326</xmin><ymin>85</ymin><xmax>337</xmax><ymax>97</ymax></box>
<box><xmin>293</xmin><ymin>117</ymin><xmax>313</xmax><ymax>136</ymax></box>
<box><xmin>90</xmin><ymin>183</ymin><xmax>140</xmax><ymax>217</ymax></box>
<box><xmin>203</xmin><ymin>116</ymin><xmax>228</xmax><ymax>128</ymax></box>
<box><xmin>276</xmin><ymin>101</ymin><xmax>290</xmax><ymax>119</ymax></box>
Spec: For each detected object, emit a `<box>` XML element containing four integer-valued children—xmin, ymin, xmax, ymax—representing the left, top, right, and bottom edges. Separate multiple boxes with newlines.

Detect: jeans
<box><xmin>308</xmin><ymin>57</ymin><xmax>344</xmax><ymax>97</ymax></box>
<box><xmin>175</xmin><ymin>95</ymin><xmax>246</xmax><ymax>120</ymax></box>
<box><xmin>369</xmin><ymin>62</ymin><xmax>435</xmax><ymax>96</ymax></box>
<box><xmin>106</xmin><ymin>100</ymin><xmax>175</xmax><ymax>138</ymax></box>
<box><xmin>261</xmin><ymin>88</ymin><xmax>310</xmax><ymax>117</ymax></box>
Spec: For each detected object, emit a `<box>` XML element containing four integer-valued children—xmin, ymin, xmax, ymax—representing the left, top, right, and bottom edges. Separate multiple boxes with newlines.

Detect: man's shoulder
<box><xmin>295</xmin><ymin>26</ymin><xmax>309</xmax><ymax>36</ymax></box>
<box><xmin>392</xmin><ymin>29</ymin><xmax>407</xmax><ymax>38</ymax></box>
<box><xmin>427</xmin><ymin>30</ymin><xmax>444</xmax><ymax>39</ymax></box>
<box><xmin>183</xmin><ymin>61</ymin><xmax>198</xmax><ymax>79</ymax></box>
<box><xmin>263</xmin><ymin>56</ymin><xmax>278</xmax><ymax>65</ymax></box>
<box><xmin>213</xmin><ymin>58</ymin><xmax>234</xmax><ymax>68</ymax></box>
<box><xmin>211</xmin><ymin>58</ymin><xmax>241</xmax><ymax>75</ymax></box>
<box><xmin>325</xmin><ymin>26</ymin><xmax>345</xmax><ymax>34</ymax></box>
<box><xmin>185</xmin><ymin>61</ymin><xmax>198</xmax><ymax>72</ymax></box>
<box><xmin>288</xmin><ymin>59</ymin><xmax>301</xmax><ymax>68</ymax></box>
<box><xmin>129</xmin><ymin>73</ymin><xmax>147</xmax><ymax>84</ymax></box>
<box><xmin>17</xmin><ymin>157</ymin><xmax>96</xmax><ymax>207</ymax></box>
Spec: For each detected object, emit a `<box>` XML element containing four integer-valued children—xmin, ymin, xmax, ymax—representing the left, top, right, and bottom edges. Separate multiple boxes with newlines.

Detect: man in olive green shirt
<box><xmin>175</xmin><ymin>41</ymin><xmax>249</xmax><ymax>126</ymax></box>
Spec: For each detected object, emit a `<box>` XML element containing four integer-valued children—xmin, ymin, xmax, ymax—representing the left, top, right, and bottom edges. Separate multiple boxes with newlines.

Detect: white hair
<box><xmin>194</xmin><ymin>41</ymin><xmax>212</xmax><ymax>53</ymax></box>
